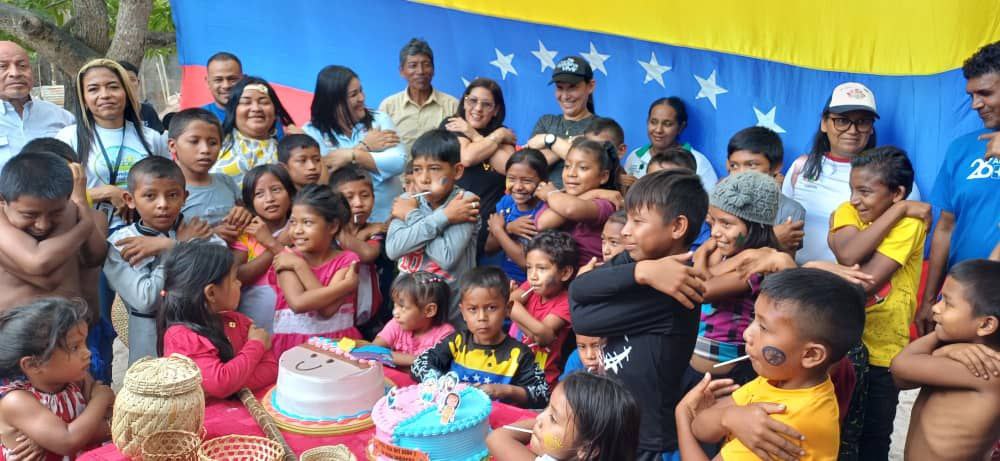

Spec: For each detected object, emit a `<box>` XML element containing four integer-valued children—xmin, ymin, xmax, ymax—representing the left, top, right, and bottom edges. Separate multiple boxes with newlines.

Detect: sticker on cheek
<box><xmin>439</xmin><ymin>177</ymin><xmax>449</xmax><ymax>186</ymax></box>
<box><xmin>735</xmin><ymin>233</ymin><xmax>747</xmax><ymax>247</ymax></box>
<box><xmin>542</xmin><ymin>433</ymin><xmax>564</xmax><ymax>450</ymax></box>
<box><xmin>762</xmin><ymin>346</ymin><xmax>786</xmax><ymax>365</ymax></box>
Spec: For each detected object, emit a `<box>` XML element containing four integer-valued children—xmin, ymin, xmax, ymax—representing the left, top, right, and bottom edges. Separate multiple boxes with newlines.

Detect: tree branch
<box><xmin>144</xmin><ymin>30</ymin><xmax>175</xmax><ymax>49</ymax></box>
<box><xmin>105</xmin><ymin>0</ymin><xmax>153</xmax><ymax>66</ymax></box>
<box><xmin>0</xmin><ymin>2</ymin><xmax>99</xmax><ymax>77</ymax></box>
<box><xmin>71</xmin><ymin>0</ymin><xmax>110</xmax><ymax>53</ymax></box>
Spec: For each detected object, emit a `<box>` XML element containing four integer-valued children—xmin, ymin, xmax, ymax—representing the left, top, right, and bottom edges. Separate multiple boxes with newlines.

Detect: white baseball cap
<box><xmin>827</xmin><ymin>82</ymin><xmax>879</xmax><ymax>118</ymax></box>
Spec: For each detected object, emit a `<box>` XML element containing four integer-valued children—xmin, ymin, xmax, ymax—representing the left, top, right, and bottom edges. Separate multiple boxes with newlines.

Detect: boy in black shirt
<box><xmin>570</xmin><ymin>169</ymin><xmax>709</xmax><ymax>460</ymax></box>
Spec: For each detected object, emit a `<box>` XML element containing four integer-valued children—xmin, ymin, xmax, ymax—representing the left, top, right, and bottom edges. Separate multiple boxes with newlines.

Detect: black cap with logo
<box><xmin>549</xmin><ymin>56</ymin><xmax>593</xmax><ymax>84</ymax></box>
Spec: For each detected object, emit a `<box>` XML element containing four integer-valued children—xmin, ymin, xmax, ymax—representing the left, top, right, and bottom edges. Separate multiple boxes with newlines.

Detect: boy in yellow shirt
<box><xmin>680</xmin><ymin>268</ymin><xmax>866</xmax><ymax>460</ymax></box>
<box><xmin>828</xmin><ymin>146</ymin><xmax>927</xmax><ymax>459</ymax></box>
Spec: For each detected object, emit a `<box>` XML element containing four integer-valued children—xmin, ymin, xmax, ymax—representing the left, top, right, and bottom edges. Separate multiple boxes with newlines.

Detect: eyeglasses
<box><xmin>829</xmin><ymin>116</ymin><xmax>875</xmax><ymax>133</ymax></box>
<box><xmin>464</xmin><ymin>96</ymin><xmax>495</xmax><ymax>111</ymax></box>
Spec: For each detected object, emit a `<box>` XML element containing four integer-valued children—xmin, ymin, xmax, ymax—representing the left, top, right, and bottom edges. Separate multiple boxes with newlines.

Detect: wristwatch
<box><xmin>543</xmin><ymin>133</ymin><xmax>557</xmax><ymax>150</ymax></box>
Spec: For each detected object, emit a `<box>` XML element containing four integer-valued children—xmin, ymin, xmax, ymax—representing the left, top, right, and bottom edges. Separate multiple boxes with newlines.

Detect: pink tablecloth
<box><xmin>79</xmin><ymin>368</ymin><xmax>535</xmax><ymax>460</ymax></box>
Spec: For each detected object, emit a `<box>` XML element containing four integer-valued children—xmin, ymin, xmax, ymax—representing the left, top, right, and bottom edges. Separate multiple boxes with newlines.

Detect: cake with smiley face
<box><xmin>271</xmin><ymin>337</ymin><xmax>386</xmax><ymax>424</ymax></box>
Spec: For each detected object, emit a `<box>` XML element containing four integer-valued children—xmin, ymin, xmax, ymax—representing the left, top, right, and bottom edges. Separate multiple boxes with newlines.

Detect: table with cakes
<box><xmin>79</xmin><ymin>337</ymin><xmax>533</xmax><ymax>460</ymax></box>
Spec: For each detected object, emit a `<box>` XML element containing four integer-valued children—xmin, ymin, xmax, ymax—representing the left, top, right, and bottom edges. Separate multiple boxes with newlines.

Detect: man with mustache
<box><xmin>0</xmin><ymin>41</ymin><xmax>75</xmax><ymax>169</ymax></box>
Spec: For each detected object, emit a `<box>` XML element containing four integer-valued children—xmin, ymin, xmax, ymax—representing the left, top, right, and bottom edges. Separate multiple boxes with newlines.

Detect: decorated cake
<box><xmin>370</xmin><ymin>373</ymin><xmax>492</xmax><ymax>461</ymax></box>
<box><xmin>268</xmin><ymin>337</ymin><xmax>386</xmax><ymax>431</ymax></box>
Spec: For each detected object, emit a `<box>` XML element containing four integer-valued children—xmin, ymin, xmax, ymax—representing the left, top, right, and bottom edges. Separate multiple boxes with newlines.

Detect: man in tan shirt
<box><xmin>378</xmin><ymin>38</ymin><xmax>458</xmax><ymax>153</ymax></box>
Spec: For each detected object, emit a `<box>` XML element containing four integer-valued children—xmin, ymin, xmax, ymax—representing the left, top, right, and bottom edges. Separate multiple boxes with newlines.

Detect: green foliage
<box><xmin>1</xmin><ymin>0</ymin><xmax>175</xmax><ymax>56</ymax></box>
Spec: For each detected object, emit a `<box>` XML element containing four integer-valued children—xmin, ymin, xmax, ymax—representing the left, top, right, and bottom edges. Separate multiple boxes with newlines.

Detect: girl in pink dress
<box><xmin>0</xmin><ymin>298</ymin><xmax>113</xmax><ymax>460</ymax></box>
<box><xmin>268</xmin><ymin>184</ymin><xmax>362</xmax><ymax>356</ymax></box>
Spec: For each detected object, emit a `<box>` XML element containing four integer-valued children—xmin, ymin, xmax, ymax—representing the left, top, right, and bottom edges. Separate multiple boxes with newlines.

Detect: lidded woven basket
<box><xmin>112</xmin><ymin>354</ymin><xmax>205</xmax><ymax>458</ymax></box>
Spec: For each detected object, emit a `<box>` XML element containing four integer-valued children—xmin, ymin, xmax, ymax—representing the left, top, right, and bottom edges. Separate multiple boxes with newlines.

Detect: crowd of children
<box><xmin>0</xmin><ymin>45</ymin><xmax>998</xmax><ymax>461</ymax></box>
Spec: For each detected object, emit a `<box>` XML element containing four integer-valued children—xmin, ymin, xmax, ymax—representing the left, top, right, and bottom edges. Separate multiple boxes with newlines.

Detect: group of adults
<box><xmin>1</xmin><ymin>37</ymin><xmax>999</xmax><ymax>352</ymax></box>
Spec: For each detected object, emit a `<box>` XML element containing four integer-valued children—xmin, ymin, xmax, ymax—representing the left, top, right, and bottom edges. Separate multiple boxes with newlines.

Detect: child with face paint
<box><xmin>486</xmin><ymin>149</ymin><xmax>548</xmax><ymax>283</ymax></box>
<box><xmin>386</xmin><ymin>129</ymin><xmax>480</xmax><ymax>329</ymax></box>
<box><xmin>158</xmin><ymin>240</ymin><xmax>278</xmax><ymax>400</ymax></box>
<box><xmin>828</xmin><ymin>146</ymin><xmax>927</xmax><ymax>459</ymax></box>
<box><xmin>683</xmin><ymin>268</ymin><xmax>866</xmax><ymax>461</ymax></box>
<box><xmin>534</xmin><ymin>138</ymin><xmax>622</xmax><ymax>267</ymax></box>
<box><xmin>688</xmin><ymin>171</ymin><xmax>785</xmax><ymax>385</ymax></box>
<box><xmin>891</xmin><ymin>260</ymin><xmax>1000</xmax><ymax>461</ymax></box>
<box><xmin>509</xmin><ymin>230</ymin><xmax>578</xmax><ymax>388</ymax></box>
<box><xmin>486</xmin><ymin>371</ymin><xmax>640</xmax><ymax>461</ymax></box>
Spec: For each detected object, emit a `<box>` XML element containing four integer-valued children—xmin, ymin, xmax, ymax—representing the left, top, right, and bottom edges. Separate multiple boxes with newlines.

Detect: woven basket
<box><xmin>198</xmin><ymin>435</ymin><xmax>285</xmax><ymax>461</ymax></box>
<box><xmin>113</xmin><ymin>354</ymin><xmax>205</xmax><ymax>458</ymax></box>
<box><xmin>111</xmin><ymin>295</ymin><xmax>130</xmax><ymax>347</ymax></box>
<box><xmin>141</xmin><ymin>430</ymin><xmax>200</xmax><ymax>461</ymax></box>
<box><xmin>299</xmin><ymin>445</ymin><xmax>356</xmax><ymax>461</ymax></box>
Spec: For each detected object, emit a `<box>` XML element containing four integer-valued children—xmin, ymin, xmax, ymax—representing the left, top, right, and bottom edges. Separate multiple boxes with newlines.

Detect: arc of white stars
<box><xmin>637</xmin><ymin>52</ymin><xmax>671</xmax><ymax>87</ymax></box>
<box><xmin>580</xmin><ymin>42</ymin><xmax>611</xmax><ymax>76</ymax></box>
<box><xmin>531</xmin><ymin>40</ymin><xmax>558</xmax><ymax>72</ymax></box>
<box><xmin>694</xmin><ymin>69</ymin><xmax>728</xmax><ymax>109</ymax></box>
<box><xmin>490</xmin><ymin>48</ymin><xmax>518</xmax><ymax>80</ymax></box>
<box><xmin>754</xmin><ymin>106</ymin><xmax>786</xmax><ymax>133</ymax></box>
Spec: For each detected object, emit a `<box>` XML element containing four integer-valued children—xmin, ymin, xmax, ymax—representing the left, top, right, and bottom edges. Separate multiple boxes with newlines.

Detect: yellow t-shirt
<box><xmin>721</xmin><ymin>376</ymin><xmax>840</xmax><ymax>461</ymax></box>
<box><xmin>831</xmin><ymin>202</ymin><xmax>926</xmax><ymax>367</ymax></box>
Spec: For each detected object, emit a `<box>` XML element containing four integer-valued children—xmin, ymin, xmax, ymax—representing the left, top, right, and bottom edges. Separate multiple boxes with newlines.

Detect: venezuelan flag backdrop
<box><xmin>170</xmin><ymin>0</ymin><xmax>1000</xmax><ymax>192</ymax></box>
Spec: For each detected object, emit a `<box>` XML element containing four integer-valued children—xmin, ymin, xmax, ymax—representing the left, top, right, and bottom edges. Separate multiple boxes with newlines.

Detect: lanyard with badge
<box><xmin>94</xmin><ymin>128</ymin><xmax>127</xmax><ymax>222</ymax></box>
<box><xmin>96</xmin><ymin>127</ymin><xmax>127</xmax><ymax>186</ymax></box>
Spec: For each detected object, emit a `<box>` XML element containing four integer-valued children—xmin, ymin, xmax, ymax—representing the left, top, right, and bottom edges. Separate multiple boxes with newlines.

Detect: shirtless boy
<box><xmin>0</xmin><ymin>153</ymin><xmax>104</xmax><ymax>309</ymax></box>
<box><xmin>891</xmin><ymin>259</ymin><xmax>1000</xmax><ymax>461</ymax></box>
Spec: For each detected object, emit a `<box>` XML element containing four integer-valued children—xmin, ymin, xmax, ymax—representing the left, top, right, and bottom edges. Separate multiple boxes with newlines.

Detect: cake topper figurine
<box><xmin>387</xmin><ymin>387</ymin><xmax>399</xmax><ymax>409</ymax></box>
<box><xmin>438</xmin><ymin>372</ymin><xmax>459</xmax><ymax>395</ymax></box>
<box><xmin>420</xmin><ymin>379</ymin><xmax>438</xmax><ymax>403</ymax></box>
<box><xmin>439</xmin><ymin>392</ymin><xmax>461</xmax><ymax>424</ymax></box>
<box><xmin>337</xmin><ymin>337</ymin><xmax>357</xmax><ymax>352</ymax></box>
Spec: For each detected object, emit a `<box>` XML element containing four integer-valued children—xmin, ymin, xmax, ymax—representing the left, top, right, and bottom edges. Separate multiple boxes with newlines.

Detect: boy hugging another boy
<box><xmin>386</xmin><ymin>129</ymin><xmax>479</xmax><ymax>328</ymax></box>
<box><xmin>330</xmin><ymin>166</ymin><xmax>386</xmax><ymax>328</ymax></box>
<box><xmin>891</xmin><ymin>259</ymin><xmax>1000</xmax><ymax>461</ymax></box>
<box><xmin>104</xmin><ymin>156</ymin><xmax>219</xmax><ymax>364</ymax></box>
<box><xmin>681</xmin><ymin>268</ymin><xmax>865</xmax><ymax>461</ymax></box>
<box><xmin>411</xmin><ymin>267</ymin><xmax>548</xmax><ymax>409</ymax></box>
<box><xmin>570</xmin><ymin>169</ymin><xmax>709</xmax><ymax>460</ymax></box>
<box><xmin>0</xmin><ymin>153</ymin><xmax>105</xmax><ymax>309</ymax></box>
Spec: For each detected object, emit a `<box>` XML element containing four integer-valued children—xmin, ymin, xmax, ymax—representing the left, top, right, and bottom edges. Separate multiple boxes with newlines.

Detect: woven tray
<box><xmin>299</xmin><ymin>444</ymin><xmax>356</xmax><ymax>461</ymax></box>
<box><xmin>141</xmin><ymin>430</ymin><xmax>200</xmax><ymax>461</ymax></box>
<box><xmin>198</xmin><ymin>435</ymin><xmax>285</xmax><ymax>461</ymax></box>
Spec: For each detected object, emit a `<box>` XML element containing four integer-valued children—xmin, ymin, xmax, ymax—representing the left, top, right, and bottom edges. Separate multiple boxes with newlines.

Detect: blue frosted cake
<box><xmin>370</xmin><ymin>383</ymin><xmax>492</xmax><ymax>461</ymax></box>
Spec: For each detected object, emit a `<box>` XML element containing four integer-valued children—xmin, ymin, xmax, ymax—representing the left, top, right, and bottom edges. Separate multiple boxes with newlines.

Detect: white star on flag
<box><xmin>637</xmin><ymin>51</ymin><xmax>671</xmax><ymax>87</ymax></box>
<box><xmin>694</xmin><ymin>70</ymin><xmax>728</xmax><ymax>109</ymax></box>
<box><xmin>483</xmin><ymin>376</ymin><xmax>492</xmax><ymax>383</ymax></box>
<box><xmin>490</xmin><ymin>48</ymin><xmax>518</xmax><ymax>80</ymax></box>
<box><xmin>581</xmin><ymin>42</ymin><xmax>610</xmax><ymax>76</ymax></box>
<box><xmin>461</xmin><ymin>76</ymin><xmax>470</xmax><ymax>88</ymax></box>
<box><xmin>531</xmin><ymin>40</ymin><xmax>558</xmax><ymax>72</ymax></box>
<box><xmin>754</xmin><ymin>106</ymin><xmax>786</xmax><ymax>133</ymax></box>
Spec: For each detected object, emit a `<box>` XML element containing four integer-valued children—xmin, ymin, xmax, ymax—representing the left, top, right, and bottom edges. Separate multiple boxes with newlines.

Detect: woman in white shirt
<box><xmin>782</xmin><ymin>82</ymin><xmax>920</xmax><ymax>264</ymax></box>
<box><xmin>303</xmin><ymin>65</ymin><xmax>406</xmax><ymax>223</ymax></box>
<box><xmin>57</xmin><ymin>59</ymin><xmax>167</xmax><ymax>226</ymax></box>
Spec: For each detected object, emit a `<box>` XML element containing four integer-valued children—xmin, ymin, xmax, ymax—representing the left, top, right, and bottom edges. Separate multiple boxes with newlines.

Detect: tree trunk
<box><xmin>0</xmin><ymin>2</ymin><xmax>99</xmax><ymax>78</ymax></box>
<box><xmin>71</xmin><ymin>0</ymin><xmax>111</xmax><ymax>53</ymax></box>
<box><xmin>105</xmin><ymin>0</ymin><xmax>153</xmax><ymax>66</ymax></box>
